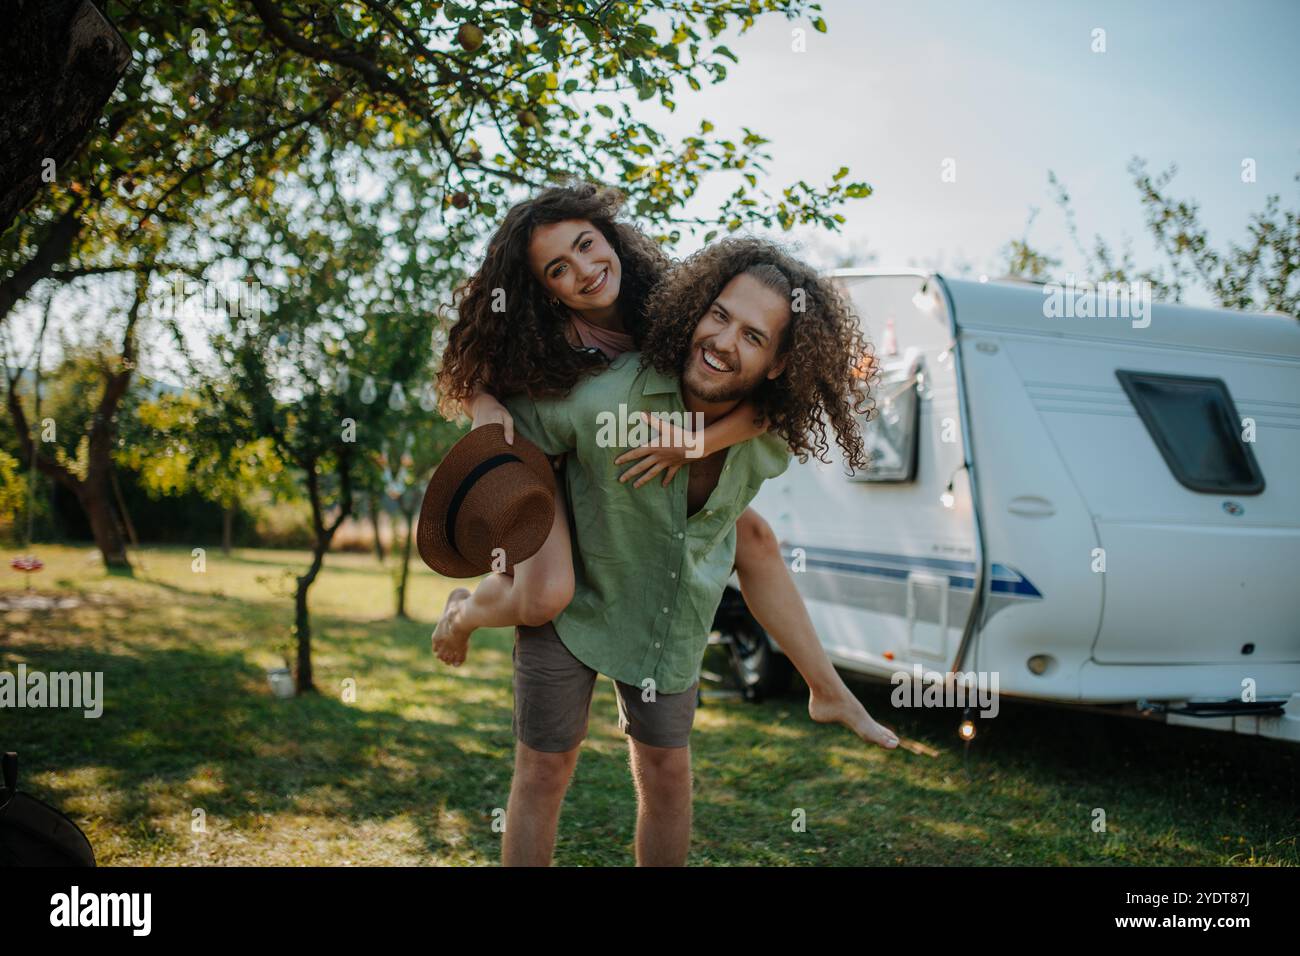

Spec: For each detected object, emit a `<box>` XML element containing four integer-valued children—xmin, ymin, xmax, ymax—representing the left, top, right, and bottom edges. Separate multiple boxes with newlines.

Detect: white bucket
<box><xmin>266</xmin><ymin>667</ymin><xmax>295</xmax><ymax>698</ymax></box>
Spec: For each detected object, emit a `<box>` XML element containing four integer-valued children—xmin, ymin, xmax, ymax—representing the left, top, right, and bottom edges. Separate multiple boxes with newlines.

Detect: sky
<box><xmin>9</xmin><ymin>0</ymin><xmax>1297</xmax><ymax>385</ymax></box>
<box><xmin>646</xmin><ymin>0</ymin><xmax>1300</xmax><ymax>289</ymax></box>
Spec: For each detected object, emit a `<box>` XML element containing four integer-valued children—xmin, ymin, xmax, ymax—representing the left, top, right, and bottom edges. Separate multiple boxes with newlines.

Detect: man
<box><xmin>497</xmin><ymin>238</ymin><xmax>895</xmax><ymax>866</ymax></box>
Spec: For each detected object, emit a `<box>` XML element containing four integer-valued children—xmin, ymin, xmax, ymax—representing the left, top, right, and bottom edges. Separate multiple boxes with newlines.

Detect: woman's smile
<box><xmin>579</xmin><ymin>266</ymin><xmax>609</xmax><ymax>296</ymax></box>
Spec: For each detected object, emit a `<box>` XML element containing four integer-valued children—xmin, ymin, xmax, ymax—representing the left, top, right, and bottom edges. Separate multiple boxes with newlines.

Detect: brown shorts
<box><xmin>512</xmin><ymin>621</ymin><xmax>699</xmax><ymax>752</ymax></box>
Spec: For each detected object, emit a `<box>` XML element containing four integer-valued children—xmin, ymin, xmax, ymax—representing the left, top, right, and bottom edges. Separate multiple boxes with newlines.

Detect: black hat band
<box><xmin>444</xmin><ymin>453</ymin><xmax>523</xmax><ymax>556</ymax></box>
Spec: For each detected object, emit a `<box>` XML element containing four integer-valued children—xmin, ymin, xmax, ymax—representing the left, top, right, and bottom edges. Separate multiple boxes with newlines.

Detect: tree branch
<box><xmin>0</xmin><ymin>198</ymin><xmax>86</xmax><ymax>323</ymax></box>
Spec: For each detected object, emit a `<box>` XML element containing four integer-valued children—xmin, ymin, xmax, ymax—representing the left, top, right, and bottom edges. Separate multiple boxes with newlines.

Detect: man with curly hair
<box><xmin>501</xmin><ymin>237</ymin><xmax>897</xmax><ymax>866</ymax></box>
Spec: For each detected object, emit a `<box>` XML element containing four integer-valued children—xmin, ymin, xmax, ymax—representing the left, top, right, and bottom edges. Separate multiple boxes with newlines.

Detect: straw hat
<box><xmin>416</xmin><ymin>424</ymin><xmax>557</xmax><ymax>578</ymax></box>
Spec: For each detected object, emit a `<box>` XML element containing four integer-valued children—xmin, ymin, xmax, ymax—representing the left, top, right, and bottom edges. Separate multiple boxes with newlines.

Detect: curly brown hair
<box><xmin>639</xmin><ymin>237</ymin><xmax>879</xmax><ymax>470</ymax></box>
<box><xmin>436</xmin><ymin>182</ymin><xmax>670</xmax><ymax>417</ymax></box>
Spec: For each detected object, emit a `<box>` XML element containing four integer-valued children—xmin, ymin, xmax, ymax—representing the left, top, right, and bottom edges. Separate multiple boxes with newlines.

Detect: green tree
<box><xmin>998</xmin><ymin>207</ymin><xmax>1062</xmax><ymax>281</ymax></box>
<box><xmin>371</xmin><ymin>412</ymin><xmax>466</xmax><ymax>621</ymax></box>
<box><xmin>1008</xmin><ymin>161</ymin><xmax>1300</xmax><ymax>316</ymax></box>
<box><xmin>3</xmin><ymin>1</ymin><xmax>873</xmax><ymax>570</ymax></box>
<box><xmin>0</xmin><ymin>450</ymin><xmax>25</xmax><ymax>527</ymax></box>
<box><xmin>117</xmin><ymin>389</ymin><xmax>291</xmax><ymax>554</ymax></box>
<box><xmin>207</xmin><ymin>149</ymin><xmax>465</xmax><ymax>693</ymax></box>
<box><xmin>2</xmin><ymin>289</ymin><xmax>153</xmax><ymax>568</ymax></box>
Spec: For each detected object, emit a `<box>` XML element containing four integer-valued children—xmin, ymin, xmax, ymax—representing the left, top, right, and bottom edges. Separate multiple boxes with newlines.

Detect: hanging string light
<box><xmin>381</xmin><ymin>433</ymin><xmax>416</xmax><ymax>499</ymax></box>
<box><xmin>313</xmin><ymin>345</ymin><xmax>443</xmax><ymax>415</ymax></box>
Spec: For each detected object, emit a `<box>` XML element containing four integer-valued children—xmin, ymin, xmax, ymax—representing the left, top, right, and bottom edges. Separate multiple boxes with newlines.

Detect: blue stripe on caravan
<box><xmin>778</xmin><ymin>544</ymin><xmax>1043</xmax><ymax>600</ymax></box>
<box><xmin>990</xmin><ymin>564</ymin><xmax>1043</xmax><ymax>598</ymax></box>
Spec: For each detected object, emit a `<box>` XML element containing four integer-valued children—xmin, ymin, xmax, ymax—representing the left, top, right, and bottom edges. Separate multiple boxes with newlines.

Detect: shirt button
<box><xmin>662</xmin><ymin>607</ymin><xmax>669</xmax><ymax>614</ymax></box>
<box><xmin>676</xmin><ymin>532</ymin><xmax>684</xmax><ymax>539</ymax></box>
<box><xmin>705</xmin><ymin>510</ymin><xmax>712</xmax><ymax>516</ymax></box>
<box><xmin>654</xmin><ymin>642</ymin><xmax>662</xmax><ymax>648</ymax></box>
<box><xmin>669</xmin><ymin>571</ymin><xmax>677</xmax><ymax>578</ymax></box>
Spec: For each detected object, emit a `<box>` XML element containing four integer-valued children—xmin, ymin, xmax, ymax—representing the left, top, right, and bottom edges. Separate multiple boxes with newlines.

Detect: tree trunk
<box><xmin>294</xmin><ymin>545</ymin><xmax>327</xmax><ymax>695</ymax></box>
<box><xmin>368</xmin><ymin>489</ymin><xmax>385</xmax><ymax>563</ymax></box>
<box><xmin>292</xmin><ymin>453</ymin><xmax>353</xmax><ymax>695</ymax></box>
<box><xmin>0</xmin><ymin>0</ymin><xmax>130</xmax><ymax>233</ymax></box>
<box><xmin>4</xmin><ymin>398</ymin><xmax>131</xmax><ymax>570</ymax></box>
<box><xmin>80</xmin><ymin>481</ymin><xmax>130</xmax><ymax>570</ymax></box>
<box><xmin>108</xmin><ymin>462</ymin><xmax>140</xmax><ymax>550</ymax></box>
<box><xmin>394</xmin><ymin>506</ymin><xmax>415</xmax><ymax>619</ymax></box>
<box><xmin>222</xmin><ymin>505</ymin><xmax>234</xmax><ymax>555</ymax></box>
<box><xmin>5</xmin><ymin>270</ymin><xmax>147</xmax><ymax>572</ymax></box>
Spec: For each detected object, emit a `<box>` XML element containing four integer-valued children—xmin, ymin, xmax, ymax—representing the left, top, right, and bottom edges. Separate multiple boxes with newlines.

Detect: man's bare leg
<box><xmin>502</xmin><ymin>741</ymin><xmax>581</xmax><ymax>866</ymax></box>
<box><xmin>733</xmin><ymin>507</ymin><xmax>898</xmax><ymax>750</ymax></box>
<box><xmin>628</xmin><ymin>738</ymin><xmax>692</xmax><ymax>866</ymax></box>
<box><xmin>432</xmin><ymin>497</ymin><xmax>575</xmax><ymax>666</ymax></box>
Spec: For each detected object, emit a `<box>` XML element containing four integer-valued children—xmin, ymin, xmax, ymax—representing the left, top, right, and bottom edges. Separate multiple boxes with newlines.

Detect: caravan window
<box><xmin>1115</xmin><ymin>370</ymin><xmax>1265</xmax><ymax>494</ymax></box>
<box><xmin>850</xmin><ymin>356</ymin><xmax>920</xmax><ymax>482</ymax></box>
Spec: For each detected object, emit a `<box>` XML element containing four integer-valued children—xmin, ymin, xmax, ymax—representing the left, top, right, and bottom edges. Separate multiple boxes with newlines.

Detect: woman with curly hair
<box><xmin>433</xmin><ymin>183</ymin><xmax>892</xmax><ymax>748</ymax></box>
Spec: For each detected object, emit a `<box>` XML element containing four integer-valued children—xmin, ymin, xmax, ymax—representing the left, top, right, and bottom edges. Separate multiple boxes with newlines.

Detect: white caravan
<box><xmin>714</xmin><ymin>271</ymin><xmax>1300</xmax><ymax>744</ymax></box>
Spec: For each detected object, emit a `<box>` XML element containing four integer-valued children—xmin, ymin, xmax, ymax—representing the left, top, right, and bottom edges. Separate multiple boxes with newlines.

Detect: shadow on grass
<box><xmin>685</xmin><ymin>660</ymin><xmax>1300</xmax><ymax>865</ymax></box>
<box><xmin>0</xmin><ymin>575</ymin><xmax>495</xmax><ymax>857</ymax></box>
<box><xmin>3</xmin><ymin>575</ymin><xmax>1297</xmax><ymax>866</ymax></box>
<box><xmin>7</xmin><ymin>645</ymin><xmax>494</xmax><ymax>860</ymax></box>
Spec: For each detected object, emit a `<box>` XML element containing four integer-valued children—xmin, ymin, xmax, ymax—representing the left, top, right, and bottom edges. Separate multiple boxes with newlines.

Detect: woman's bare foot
<box><xmin>432</xmin><ymin>587</ymin><xmax>472</xmax><ymax>666</ymax></box>
<box><xmin>808</xmin><ymin>688</ymin><xmax>899</xmax><ymax>749</ymax></box>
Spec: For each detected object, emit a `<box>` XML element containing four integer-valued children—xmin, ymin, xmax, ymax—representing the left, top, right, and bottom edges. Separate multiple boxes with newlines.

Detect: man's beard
<box><xmin>685</xmin><ymin>373</ymin><xmax>761</xmax><ymax>404</ymax></box>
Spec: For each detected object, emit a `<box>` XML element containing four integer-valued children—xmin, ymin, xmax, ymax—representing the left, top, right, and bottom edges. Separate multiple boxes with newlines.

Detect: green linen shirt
<box><xmin>504</xmin><ymin>352</ymin><xmax>791</xmax><ymax>694</ymax></box>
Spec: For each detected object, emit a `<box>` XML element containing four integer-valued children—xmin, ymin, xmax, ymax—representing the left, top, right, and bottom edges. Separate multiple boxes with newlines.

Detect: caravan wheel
<box><xmin>725</xmin><ymin>615</ymin><xmax>794</xmax><ymax>702</ymax></box>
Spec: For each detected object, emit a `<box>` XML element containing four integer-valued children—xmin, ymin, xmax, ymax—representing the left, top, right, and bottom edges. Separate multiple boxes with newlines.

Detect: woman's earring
<box><xmin>548</xmin><ymin>296</ymin><xmax>561</xmax><ymax>308</ymax></box>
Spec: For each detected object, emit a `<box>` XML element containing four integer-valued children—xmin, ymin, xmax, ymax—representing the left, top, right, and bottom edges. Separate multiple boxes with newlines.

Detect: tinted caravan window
<box><xmin>1115</xmin><ymin>370</ymin><xmax>1265</xmax><ymax>494</ymax></box>
<box><xmin>850</xmin><ymin>356</ymin><xmax>920</xmax><ymax>482</ymax></box>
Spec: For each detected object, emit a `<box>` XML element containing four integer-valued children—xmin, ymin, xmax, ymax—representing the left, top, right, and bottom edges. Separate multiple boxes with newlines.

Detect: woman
<box><xmin>433</xmin><ymin>182</ymin><xmax>896</xmax><ymax>749</ymax></box>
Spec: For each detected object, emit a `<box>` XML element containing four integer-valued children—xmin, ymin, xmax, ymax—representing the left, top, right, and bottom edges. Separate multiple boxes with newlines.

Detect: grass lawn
<box><xmin>1</xmin><ymin>543</ymin><xmax>1296</xmax><ymax>866</ymax></box>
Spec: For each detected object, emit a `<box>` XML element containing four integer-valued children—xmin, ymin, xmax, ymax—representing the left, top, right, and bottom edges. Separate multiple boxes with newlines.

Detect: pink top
<box><xmin>568</xmin><ymin>311</ymin><xmax>635</xmax><ymax>361</ymax></box>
